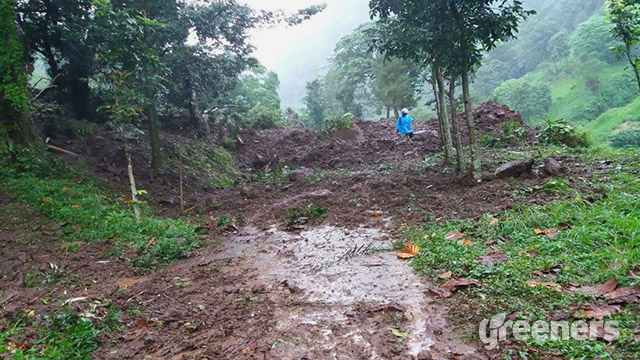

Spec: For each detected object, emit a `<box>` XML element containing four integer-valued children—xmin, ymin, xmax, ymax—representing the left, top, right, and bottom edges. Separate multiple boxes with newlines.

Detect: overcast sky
<box><xmin>240</xmin><ymin>0</ymin><xmax>371</xmax><ymax>108</ymax></box>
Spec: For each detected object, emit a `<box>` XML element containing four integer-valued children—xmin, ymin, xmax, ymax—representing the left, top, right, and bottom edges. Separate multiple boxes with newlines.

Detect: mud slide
<box><xmin>198</xmin><ymin>225</ymin><xmax>482</xmax><ymax>359</ymax></box>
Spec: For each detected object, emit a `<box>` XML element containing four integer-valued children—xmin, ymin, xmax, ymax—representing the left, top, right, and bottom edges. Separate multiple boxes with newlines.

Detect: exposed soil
<box><xmin>2</xmin><ymin>103</ymin><xmax>591</xmax><ymax>359</ymax></box>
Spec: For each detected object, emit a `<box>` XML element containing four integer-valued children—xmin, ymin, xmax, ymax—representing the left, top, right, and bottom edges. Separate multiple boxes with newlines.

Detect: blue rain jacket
<box><xmin>396</xmin><ymin>115</ymin><xmax>414</xmax><ymax>135</ymax></box>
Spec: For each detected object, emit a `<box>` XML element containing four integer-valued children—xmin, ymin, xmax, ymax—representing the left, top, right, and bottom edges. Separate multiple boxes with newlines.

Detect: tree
<box><xmin>547</xmin><ymin>30</ymin><xmax>570</xmax><ymax>73</ymax></box>
<box><xmin>493</xmin><ymin>78</ymin><xmax>552</xmax><ymax>123</ymax></box>
<box><xmin>1</xmin><ymin>0</ymin><xmax>38</xmax><ymax>150</ymax></box>
<box><xmin>369</xmin><ymin>0</ymin><xmax>533</xmax><ymax>176</ymax></box>
<box><xmin>303</xmin><ymin>78</ymin><xmax>327</xmax><ymax>130</ymax></box>
<box><xmin>607</xmin><ymin>0</ymin><xmax>640</xmax><ymax>93</ymax></box>
<box><xmin>370</xmin><ymin>58</ymin><xmax>417</xmax><ymax>118</ymax></box>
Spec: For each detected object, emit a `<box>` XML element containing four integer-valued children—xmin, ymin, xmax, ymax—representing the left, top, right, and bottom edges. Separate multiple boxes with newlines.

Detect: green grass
<box><xmin>586</xmin><ymin>97</ymin><xmax>640</xmax><ymax>143</ymax></box>
<box><xmin>404</xmin><ymin>147</ymin><xmax>640</xmax><ymax>359</ymax></box>
<box><xmin>1</xmin><ymin>152</ymin><xmax>202</xmax><ymax>274</ymax></box>
<box><xmin>169</xmin><ymin>140</ymin><xmax>240</xmax><ymax>189</ymax></box>
<box><xmin>0</xmin><ymin>305</ymin><xmax>121</xmax><ymax>360</ymax></box>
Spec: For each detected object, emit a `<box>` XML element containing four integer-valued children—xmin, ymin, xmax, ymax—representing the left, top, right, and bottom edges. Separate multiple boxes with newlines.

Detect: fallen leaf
<box><xmin>430</xmin><ymin>279</ymin><xmax>479</xmax><ymax>298</ymax></box>
<box><xmin>604</xmin><ymin>286</ymin><xmax>640</xmax><ymax>304</ymax></box>
<box><xmin>532</xmin><ymin>264</ymin><xmax>563</xmax><ymax>277</ymax></box>
<box><xmin>62</xmin><ymin>186</ymin><xmax>71</xmax><ymax>191</ymax></box>
<box><xmin>75</xmin><ymin>177</ymin><xmax>84</xmax><ymax>184</ymax></box>
<box><xmin>458</xmin><ymin>239</ymin><xmax>474</xmax><ymax>246</ymax></box>
<box><xmin>476</xmin><ymin>253</ymin><xmax>509</xmax><ymax>266</ymax></box>
<box><xmin>627</xmin><ymin>270</ymin><xmax>640</xmax><ymax>278</ymax></box>
<box><xmin>370</xmin><ymin>303</ymin><xmax>406</xmax><ymax>313</ymax></box>
<box><xmin>6</xmin><ymin>341</ymin><xmax>29</xmax><ymax>351</ymax></box>
<box><xmin>534</xmin><ymin>228</ymin><xmax>559</xmax><ymax>239</ymax></box>
<box><xmin>573</xmin><ymin>305</ymin><xmax>621</xmax><ymax>320</ymax></box>
<box><xmin>71</xmin><ymin>204</ymin><xmax>82</xmax><ymax>208</ymax></box>
<box><xmin>388</xmin><ymin>327</ymin><xmax>410</xmax><ymax>338</ymax></box>
<box><xmin>526</xmin><ymin>280</ymin><xmax>562</xmax><ymax>292</ymax></box>
<box><xmin>445</xmin><ymin>232</ymin><xmax>465</xmax><ymax>240</ymax></box>
<box><xmin>489</xmin><ymin>218</ymin><xmax>499</xmax><ymax>225</ymax></box>
<box><xmin>557</xmin><ymin>222</ymin><xmax>571</xmax><ymax>230</ymax></box>
<box><xmin>146</xmin><ymin>237</ymin><xmax>156</xmax><ymax>248</ymax></box>
<box><xmin>526</xmin><ymin>249</ymin><xmax>539</xmax><ymax>257</ymax></box>
<box><xmin>42</xmin><ymin>197</ymin><xmax>52</xmax><ymax>202</ymax></box>
<box><xmin>396</xmin><ymin>242</ymin><xmax>420</xmax><ymax>259</ymax></box>
<box><xmin>369</xmin><ymin>211</ymin><xmax>383</xmax><ymax>217</ymax></box>
<box><xmin>484</xmin><ymin>239</ymin><xmax>496</xmax><ymax>246</ymax></box>
<box><xmin>438</xmin><ymin>271</ymin><xmax>453</xmax><ymax>279</ymax></box>
<box><xmin>569</xmin><ymin>279</ymin><xmax>618</xmax><ymax>296</ymax></box>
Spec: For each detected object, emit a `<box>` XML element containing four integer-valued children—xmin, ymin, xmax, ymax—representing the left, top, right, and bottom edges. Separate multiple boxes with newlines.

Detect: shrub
<box><xmin>539</xmin><ymin>118</ymin><xmax>591</xmax><ymax>148</ymax></box>
<box><xmin>323</xmin><ymin>112</ymin><xmax>353</xmax><ymax>134</ymax></box>
<box><xmin>247</xmin><ymin>105</ymin><xmax>283</xmax><ymax>130</ymax></box>
<box><xmin>610</xmin><ymin>129</ymin><xmax>640</xmax><ymax>148</ymax></box>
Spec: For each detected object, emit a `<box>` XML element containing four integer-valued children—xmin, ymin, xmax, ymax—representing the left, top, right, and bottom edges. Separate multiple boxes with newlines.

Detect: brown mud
<box><xmin>1</xmin><ymin>103</ymin><xmax>589</xmax><ymax>359</ymax></box>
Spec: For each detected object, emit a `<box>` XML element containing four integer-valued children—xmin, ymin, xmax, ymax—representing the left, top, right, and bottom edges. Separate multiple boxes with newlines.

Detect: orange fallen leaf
<box><xmin>6</xmin><ymin>341</ymin><xmax>28</xmax><ymax>351</ymax></box>
<box><xmin>534</xmin><ymin>228</ymin><xmax>559</xmax><ymax>239</ymax></box>
<box><xmin>445</xmin><ymin>232</ymin><xmax>465</xmax><ymax>240</ymax></box>
<box><xmin>489</xmin><ymin>218</ymin><xmax>499</xmax><ymax>225</ymax></box>
<box><xmin>438</xmin><ymin>271</ymin><xmax>453</xmax><ymax>279</ymax></box>
<box><xmin>396</xmin><ymin>241</ymin><xmax>420</xmax><ymax>259</ymax></box>
<box><xmin>430</xmin><ymin>278</ymin><xmax>479</xmax><ymax>298</ymax></box>
<box><xmin>71</xmin><ymin>204</ymin><xmax>82</xmax><ymax>208</ymax></box>
<box><xmin>62</xmin><ymin>186</ymin><xmax>71</xmax><ymax>191</ymax></box>
<box><xmin>146</xmin><ymin>237</ymin><xmax>156</xmax><ymax>248</ymax></box>
<box><xmin>124</xmin><ymin>197</ymin><xmax>133</xmax><ymax>204</ymax></box>
<box><xmin>459</xmin><ymin>239</ymin><xmax>474</xmax><ymax>246</ymax></box>
<box><xmin>369</xmin><ymin>211</ymin><xmax>383</xmax><ymax>217</ymax></box>
<box><xmin>569</xmin><ymin>279</ymin><xmax>618</xmax><ymax>296</ymax></box>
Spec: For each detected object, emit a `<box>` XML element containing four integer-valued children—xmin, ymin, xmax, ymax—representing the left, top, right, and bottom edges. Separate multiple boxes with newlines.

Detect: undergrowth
<box><xmin>404</xmin><ymin>147</ymin><xmax>640</xmax><ymax>359</ymax></box>
<box><xmin>0</xmin><ymin>150</ymin><xmax>202</xmax><ymax>274</ymax></box>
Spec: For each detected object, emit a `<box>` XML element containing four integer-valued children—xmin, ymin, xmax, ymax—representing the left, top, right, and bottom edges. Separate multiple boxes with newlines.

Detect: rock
<box><xmin>543</xmin><ymin>157</ymin><xmax>564</xmax><ymax>176</ymax></box>
<box><xmin>143</xmin><ymin>334</ymin><xmax>155</xmax><ymax>345</ymax></box>
<box><xmin>238</xmin><ymin>186</ymin><xmax>258</xmax><ymax>199</ymax></box>
<box><xmin>305</xmin><ymin>189</ymin><xmax>332</xmax><ymax>199</ymax></box>
<box><xmin>494</xmin><ymin>158</ymin><xmax>535</xmax><ymax>179</ymax></box>
<box><xmin>288</xmin><ymin>167</ymin><xmax>314</xmax><ymax>182</ymax></box>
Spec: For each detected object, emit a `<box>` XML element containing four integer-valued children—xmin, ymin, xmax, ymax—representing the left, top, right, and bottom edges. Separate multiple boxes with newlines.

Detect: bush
<box><xmin>479</xmin><ymin>119</ymin><xmax>527</xmax><ymax>148</ymax></box>
<box><xmin>324</xmin><ymin>112</ymin><xmax>353</xmax><ymax>134</ymax></box>
<box><xmin>610</xmin><ymin>129</ymin><xmax>640</xmax><ymax>148</ymax></box>
<box><xmin>539</xmin><ymin>118</ymin><xmax>592</xmax><ymax>148</ymax></box>
<box><xmin>247</xmin><ymin>105</ymin><xmax>283</xmax><ymax>130</ymax></box>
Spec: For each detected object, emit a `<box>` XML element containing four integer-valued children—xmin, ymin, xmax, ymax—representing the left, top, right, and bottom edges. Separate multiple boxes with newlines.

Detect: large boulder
<box><xmin>495</xmin><ymin>158</ymin><xmax>535</xmax><ymax>179</ymax></box>
<box><xmin>288</xmin><ymin>167</ymin><xmax>314</xmax><ymax>182</ymax></box>
<box><xmin>543</xmin><ymin>157</ymin><xmax>565</xmax><ymax>176</ymax></box>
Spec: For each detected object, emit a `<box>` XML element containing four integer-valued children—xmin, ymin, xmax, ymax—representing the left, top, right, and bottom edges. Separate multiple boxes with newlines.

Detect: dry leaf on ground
<box><xmin>458</xmin><ymin>239</ymin><xmax>474</xmax><ymax>246</ymax></box>
<box><xmin>604</xmin><ymin>286</ymin><xmax>640</xmax><ymax>304</ymax></box>
<box><xmin>573</xmin><ymin>305</ymin><xmax>621</xmax><ymax>320</ymax></box>
<box><xmin>445</xmin><ymin>232</ymin><xmax>465</xmax><ymax>240</ymax></box>
<box><xmin>369</xmin><ymin>211</ymin><xmax>383</xmax><ymax>217</ymax></box>
<box><xmin>438</xmin><ymin>271</ymin><xmax>453</xmax><ymax>279</ymax></box>
<box><xmin>569</xmin><ymin>279</ymin><xmax>618</xmax><ymax>296</ymax></box>
<box><xmin>532</xmin><ymin>264</ymin><xmax>563</xmax><ymax>277</ymax></box>
<box><xmin>476</xmin><ymin>253</ymin><xmax>509</xmax><ymax>266</ymax></box>
<box><xmin>396</xmin><ymin>242</ymin><xmax>420</xmax><ymax>259</ymax></box>
<box><xmin>534</xmin><ymin>228</ymin><xmax>559</xmax><ymax>239</ymax></box>
<box><xmin>430</xmin><ymin>279</ymin><xmax>479</xmax><ymax>298</ymax></box>
<box><xmin>526</xmin><ymin>280</ymin><xmax>562</xmax><ymax>292</ymax></box>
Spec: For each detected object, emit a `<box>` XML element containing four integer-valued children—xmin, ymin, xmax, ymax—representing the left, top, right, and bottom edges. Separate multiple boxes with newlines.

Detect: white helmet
<box><xmin>401</xmin><ymin>108</ymin><xmax>409</xmax><ymax>115</ymax></box>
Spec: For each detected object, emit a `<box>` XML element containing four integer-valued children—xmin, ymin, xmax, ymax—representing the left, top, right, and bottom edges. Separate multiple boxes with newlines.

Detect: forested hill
<box><xmin>478</xmin><ymin>0</ymin><xmax>639</xmax><ymax>140</ymax></box>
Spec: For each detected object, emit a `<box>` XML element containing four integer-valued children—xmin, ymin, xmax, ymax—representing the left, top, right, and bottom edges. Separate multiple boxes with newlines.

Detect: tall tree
<box><xmin>607</xmin><ymin>0</ymin><xmax>640</xmax><ymax>93</ymax></box>
<box><xmin>1</xmin><ymin>0</ymin><xmax>38</xmax><ymax>150</ymax></box>
<box><xmin>370</xmin><ymin>57</ymin><xmax>417</xmax><ymax>118</ymax></box>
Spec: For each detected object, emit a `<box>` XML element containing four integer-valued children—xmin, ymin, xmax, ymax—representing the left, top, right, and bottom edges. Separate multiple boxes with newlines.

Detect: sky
<box><xmin>240</xmin><ymin>0</ymin><xmax>371</xmax><ymax>108</ymax></box>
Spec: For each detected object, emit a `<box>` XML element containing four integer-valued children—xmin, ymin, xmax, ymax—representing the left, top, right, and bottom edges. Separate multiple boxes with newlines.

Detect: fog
<box><xmin>242</xmin><ymin>0</ymin><xmax>370</xmax><ymax>109</ymax></box>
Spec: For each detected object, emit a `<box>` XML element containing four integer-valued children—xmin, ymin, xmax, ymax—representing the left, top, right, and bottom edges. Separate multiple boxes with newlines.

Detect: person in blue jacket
<box><xmin>396</xmin><ymin>108</ymin><xmax>414</xmax><ymax>142</ymax></box>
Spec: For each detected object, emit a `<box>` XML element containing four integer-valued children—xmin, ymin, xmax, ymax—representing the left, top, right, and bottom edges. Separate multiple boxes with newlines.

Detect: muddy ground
<box><xmin>1</xmin><ymin>103</ymin><xmax>591</xmax><ymax>359</ymax></box>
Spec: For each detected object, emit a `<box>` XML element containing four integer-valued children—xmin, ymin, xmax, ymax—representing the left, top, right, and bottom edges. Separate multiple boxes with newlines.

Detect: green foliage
<box><xmin>169</xmin><ymin>141</ymin><xmax>238</xmax><ymax>189</ymax></box>
<box><xmin>0</xmin><ymin>156</ymin><xmax>201</xmax><ymax>273</ymax></box>
<box><xmin>406</xmin><ymin>147</ymin><xmax>640</xmax><ymax>359</ymax></box>
<box><xmin>539</xmin><ymin>118</ymin><xmax>592</xmax><ymax>148</ymax></box>
<box><xmin>370</xmin><ymin>58</ymin><xmax>417</xmax><ymax>114</ymax></box>
<box><xmin>493</xmin><ymin>78</ymin><xmax>552</xmax><ymax>123</ymax></box>
<box><xmin>303</xmin><ymin>79</ymin><xmax>327</xmax><ymax>130</ymax></box>
<box><xmin>323</xmin><ymin>112</ymin><xmax>353</xmax><ymax>134</ymax></box>
<box><xmin>0</xmin><ymin>307</ymin><xmax>108</xmax><ymax>359</ymax></box>
<box><xmin>568</xmin><ymin>14</ymin><xmax>618</xmax><ymax>63</ymax></box>
<box><xmin>260</xmin><ymin>159</ymin><xmax>294</xmax><ymax>184</ymax></box>
<box><xmin>479</xmin><ymin>119</ymin><xmax>528</xmax><ymax>148</ymax></box>
<box><xmin>607</xmin><ymin>0</ymin><xmax>640</xmax><ymax>92</ymax></box>
<box><xmin>0</xmin><ymin>0</ymin><xmax>29</xmax><ymax>114</ymax></box>
<box><xmin>246</xmin><ymin>105</ymin><xmax>283</xmax><ymax>131</ymax></box>
<box><xmin>286</xmin><ymin>203</ymin><xmax>328</xmax><ymax>226</ymax></box>
<box><xmin>610</xmin><ymin>129</ymin><xmax>640</xmax><ymax>148</ymax></box>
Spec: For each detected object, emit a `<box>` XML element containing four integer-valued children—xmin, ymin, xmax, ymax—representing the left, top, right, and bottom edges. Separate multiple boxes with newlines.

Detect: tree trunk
<box><xmin>67</xmin><ymin>59</ymin><xmax>95</xmax><ymax>121</ymax></box>
<box><xmin>121</xmin><ymin>133</ymin><xmax>141</xmax><ymax>222</ymax></box>
<box><xmin>451</xmin><ymin>2</ymin><xmax>480</xmax><ymax>177</ymax></box>
<box><xmin>386</xmin><ymin>106</ymin><xmax>390</xmax><ymax>119</ymax></box>
<box><xmin>431</xmin><ymin>76</ymin><xmax>446</xmax><ymax>152</ymax></box>
<box><xmin>185</xmin><ymin>79</ymin><xmax>211</xmax><ymax>139</ymax></box>
<box><xmin>448</xmin><ymin>76</ymin><xmax>464</xmax><ymax>174</ymax></box>
<box><xmin>147</xmin><ymin>101</ymin><xmax>162</xmax><ymax>170</ymax></box>
<box><xmin>436</xmin><ymin>69</ymin><xmax>454</xmax><ymax>164</ymax></box>
<box><xmin>626</xmin><ymin>44</ymin><xmax>640</xmax><ymax>94</ymax></box>
<box><xmin>393</xmin><ymin>108</ymin><xmax>399</xmax><ymax>118</ymax></box>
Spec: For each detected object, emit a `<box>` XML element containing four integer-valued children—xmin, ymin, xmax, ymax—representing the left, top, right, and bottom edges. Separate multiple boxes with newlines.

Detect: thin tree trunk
<box><xmin>147</xmin><ymin>101</ymin><xmax>162</xmax><ymax>170</ymax></box>
<box><xmin>448</xmin><ymin>76</ymin><xmax>464</xmax><ymax>174</ymax></box>
<box><xmin>626</xmin><ymin>44</ymin><xmax>640</xmax><ymax>94</ymax></box>
<box><xmin>451</xmin><ymin>3</ymin><xmax>480</xmax><ymax>177</ymax></box>
<box><xmin>436</xmin><ymin>68</ymin><xmax>454</xmax><ymax>164</ymax></box>
<box><xmin>386</xmin><ymin>107</ymin><xmax>390</xmax><ymax>119</ymax></box>
<box><xmin>431</xmin><ymin>75</ymin><xmax>446</xmax><ymax>152</ymax></box>
<box><xmin>394</xmin><ymin>108</ymin><xmax>399</xmax><ymax>118</ymax></box>
<box><xmin>121</xmin><ymin>133</ymin><xmax>141</xmax><ymax>222</ymax></box>
<box><xmin>185</xmin><ymin>79</ymin><xmax>211</xmax><ymax>139</ymax></box>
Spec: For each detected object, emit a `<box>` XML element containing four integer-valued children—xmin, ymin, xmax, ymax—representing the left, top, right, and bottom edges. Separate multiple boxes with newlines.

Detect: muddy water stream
<box><xmin>212</xmin><ymin>225</ymin><xmax>479</xmax><ymax>359</ymax></box>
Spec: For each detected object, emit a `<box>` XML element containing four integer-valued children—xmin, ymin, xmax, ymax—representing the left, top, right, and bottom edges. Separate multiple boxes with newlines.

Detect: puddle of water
<box><xmin>217</xmin><ymin>225</ymin><xmax>435</xmax><ymax>357</ymax></box>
